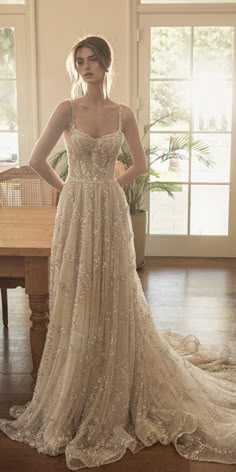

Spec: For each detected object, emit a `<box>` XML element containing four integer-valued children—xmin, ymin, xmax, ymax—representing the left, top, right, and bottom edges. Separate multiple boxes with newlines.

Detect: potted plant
<box><xmin>49</xmin><ymin>115</ymin><xmax>213</xmax><ymax>269</ymax></box>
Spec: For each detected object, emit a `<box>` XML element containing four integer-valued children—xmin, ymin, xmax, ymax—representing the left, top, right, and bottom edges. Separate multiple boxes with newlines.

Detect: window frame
<box><xmin>129</xmin><ymin>0</ymin><xmax>236</xmax><ymax>256</ymax></box>
<box><xmin>0</xmin><ymin>0</ymin><xmax>37</xmax><ymax>169</ymax></box>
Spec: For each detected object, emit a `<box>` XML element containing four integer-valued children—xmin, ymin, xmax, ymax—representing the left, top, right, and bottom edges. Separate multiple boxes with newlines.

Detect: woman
<box><xmin>1</xmin><ymin>35</ymin><xmax>236</xmax><ymax>471</ymax></box>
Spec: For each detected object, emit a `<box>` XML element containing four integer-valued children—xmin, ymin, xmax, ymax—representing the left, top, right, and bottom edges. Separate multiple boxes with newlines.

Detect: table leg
<box><xmin>29</xmin><ymin>294</ymin><xmax>49</xmax><ymax>387</ymax></box>
<box><xmin>25</xmin><ymin>256</ymin><xmax>49</xmax><ymax>389</ymax></box>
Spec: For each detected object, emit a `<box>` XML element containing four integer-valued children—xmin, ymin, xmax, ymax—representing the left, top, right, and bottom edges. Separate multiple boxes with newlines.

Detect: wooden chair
<box><xmin>0</xmin><ymin>165</ymin><xmax>58</xmax><ymax>327</ymax></box>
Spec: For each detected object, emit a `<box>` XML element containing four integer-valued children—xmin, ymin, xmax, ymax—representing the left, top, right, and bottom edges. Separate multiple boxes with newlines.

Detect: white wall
<box><xmin>35</xmin><ymin>0</ymin><xmax>130</xmax><ymax>139</ymax></box>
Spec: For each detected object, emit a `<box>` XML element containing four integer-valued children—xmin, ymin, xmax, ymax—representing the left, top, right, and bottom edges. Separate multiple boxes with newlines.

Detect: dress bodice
<box><xmin>63</xmin><ymin>100</ymin><xmax>124</xmax><ymax>184</ymax></box>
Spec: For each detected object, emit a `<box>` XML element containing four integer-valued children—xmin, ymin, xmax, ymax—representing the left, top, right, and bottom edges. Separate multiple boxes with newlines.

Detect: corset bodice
<box><xmin>63</xmin><ymin>100</ymin><xmax>124</xmax><ymax>184</ymax></box>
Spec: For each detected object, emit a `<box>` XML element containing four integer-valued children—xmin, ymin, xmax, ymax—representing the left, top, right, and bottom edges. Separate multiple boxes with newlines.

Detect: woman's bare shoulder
<box><xmin>120</xmin><ymin>103</ymin><xmax>135</xmax><ymax>117</ymax></box>
<box><xmin>54</xmin><ymin>98</ymin><xmax>72</xmax><ymax>116</ymax></box>
<box><xmin>48</xmin><ymin>99</ymin><xmax>73</xmax><ymax>130</ymax></box>
<box><xmin>119</xmin><ymin>104</ymin><xmax>137</xmax><ymax>129</ymax></box>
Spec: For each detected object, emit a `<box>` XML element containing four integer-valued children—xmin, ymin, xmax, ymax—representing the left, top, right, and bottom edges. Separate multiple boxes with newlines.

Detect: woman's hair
<box><xmin>66</xmin><ymin>35</ymin><xmax>114</xmax><ymax>98</ymax></box>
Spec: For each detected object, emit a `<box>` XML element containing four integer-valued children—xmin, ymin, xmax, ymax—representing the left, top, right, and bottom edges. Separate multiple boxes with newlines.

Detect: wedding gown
<box><xmin>1</xmin><ymin>99</ymin><xmax>236</xmax><ymax>470</ymax></box>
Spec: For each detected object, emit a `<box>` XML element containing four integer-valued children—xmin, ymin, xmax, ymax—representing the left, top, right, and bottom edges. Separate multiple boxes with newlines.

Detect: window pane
<box><xmin>190</xmin><ymin>185</ymin><xmax>229</xmax><ymax>235</ymax></box>
<box><xmin>0</xmin><ymin>81</ymin><xmax>17</xmax><ymax>130</ymax></box>
<box><xmin>0</xmin><ymin>131</ymin><xmax>18</xmax><ymax>162</ymax></box>
<box><xmin>150</xmin><ymin>186</ymin><xmax>188</xmax><ymax>235</ymax></box>
<box><xmin>194</xmin><ymin>27</ymin><xmax>234</xmax><ymax>79</ymax></box>
<box><xmin>192</xmin><ymin>80</ymin><xmax>232</xmax><ymax>132</ymax></box>
<box><xmin>191</xmin><ymin>134</ymin><xmax>231</xmax><ymax>183</ymax></box>
<box><xmin>0</xmin><ymin>27</ymin><xmax>16</xmax><ymax>78</ymax></box>
<box><xmin>151</xmin><ymin>27</ymin><xmax>191</xmax><ymax>79</ymax></box>
<box><xmin>150</xmin><ymin>81</ymin><xmax>190</xmax><ymax>131</ymax></box>
<box><xmin>150</xmin><ymin>133</ymin><xmax>189</xmax><ymax>182</ymax></box>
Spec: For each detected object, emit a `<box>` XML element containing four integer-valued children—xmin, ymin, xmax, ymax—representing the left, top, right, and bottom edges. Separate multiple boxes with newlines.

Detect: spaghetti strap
<box><xmin>118</xmin><ymin>104</ymin><xmax>122</xmax><ymax>132</ymax></box>
<box><xmin>69</xmin><ymin>99</ymin><xmax>76</xmax><ymax>130</ymax></box>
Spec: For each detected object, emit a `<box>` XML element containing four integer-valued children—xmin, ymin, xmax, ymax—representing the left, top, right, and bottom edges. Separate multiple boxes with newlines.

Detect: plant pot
<box><xmin>130</xmin><ymin>210</ymin><xmax>146</xmax><ymax>270</ymax></box>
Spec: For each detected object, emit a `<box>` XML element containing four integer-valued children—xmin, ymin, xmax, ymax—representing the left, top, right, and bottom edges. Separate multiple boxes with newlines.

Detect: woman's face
<box><xmin>75</xmin><ymin>46</ymin><xmax>105</xmax><ymax>84</ymax></box>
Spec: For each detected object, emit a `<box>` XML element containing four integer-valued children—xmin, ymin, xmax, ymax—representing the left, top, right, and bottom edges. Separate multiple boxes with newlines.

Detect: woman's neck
<box><xmin>83</xmin><ymin>85</ymin><xmax>109</xmax><ymax>107</ymax></box>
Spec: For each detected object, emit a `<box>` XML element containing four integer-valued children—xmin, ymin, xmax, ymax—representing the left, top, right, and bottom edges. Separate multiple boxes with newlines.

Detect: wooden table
<box><xmin>0</xmin><ymin>207</ymin><xmax>57</xmax><ymax>387</ymax></box>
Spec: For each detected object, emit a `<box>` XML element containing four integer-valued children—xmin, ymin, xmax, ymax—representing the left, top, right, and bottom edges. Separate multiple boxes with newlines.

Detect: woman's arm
<box><xmin>29</xmin><ymin>100</ymin><xmax>71</xmax><ymax>193</ymax></box>
<box><xmin>117</xmin><ymin>105</ymin><xmax>147</xmax><ymax>188</ymax></box>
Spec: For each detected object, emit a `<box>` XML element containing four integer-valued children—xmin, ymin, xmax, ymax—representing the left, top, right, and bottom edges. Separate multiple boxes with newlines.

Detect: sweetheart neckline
<box><xmin>70</xmin><ymin>127</ymin><xmax>123</xmax><ymax>140</ymax></box>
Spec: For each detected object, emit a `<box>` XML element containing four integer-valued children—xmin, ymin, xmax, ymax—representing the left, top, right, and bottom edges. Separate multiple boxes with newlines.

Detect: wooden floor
<box><xmin>0</xmin><ymin>256</ymin><xmax>236</xmax><ymax>472</ymax></box>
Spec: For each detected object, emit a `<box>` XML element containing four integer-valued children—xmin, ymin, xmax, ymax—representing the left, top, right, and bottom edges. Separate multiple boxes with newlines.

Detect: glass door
<box><xmin>139</xmin><ymin>13</ymin><xmax>236</xmax><ymax>256</ymax></box>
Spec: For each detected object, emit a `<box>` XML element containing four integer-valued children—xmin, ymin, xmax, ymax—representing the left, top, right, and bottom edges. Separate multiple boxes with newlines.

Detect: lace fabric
<box><xmin>1</xmin><ymin>99</ymin><xmax>236</xmax><ymax>470</ymax></box>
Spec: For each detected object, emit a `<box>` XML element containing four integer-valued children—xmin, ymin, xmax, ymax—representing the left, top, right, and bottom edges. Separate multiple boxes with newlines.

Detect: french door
<box><xmin>138</xmin><ymin>13</ymin><xmax>236</xmax><ymax>256</ymax></box>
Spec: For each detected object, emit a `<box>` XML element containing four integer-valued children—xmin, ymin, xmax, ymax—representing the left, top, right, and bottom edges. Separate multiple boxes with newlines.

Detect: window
<box><xmin>137</xmin><ymin>8</ymin><xmax>236</xmax><ymax>256</ymax></box>
<box><xmin>0</xmin><ymin>1</ymin><xmax>37</xmax><ymax>168</ymax></box>
<box><xmin>0</xmin><ymin>26</ymin><xmax>18</xmax><ymax>163</ymax></box>
<box><xmin>149</xmin><ymin>25</ymin><xmax>233</xmax><ymax>236</ymax></box>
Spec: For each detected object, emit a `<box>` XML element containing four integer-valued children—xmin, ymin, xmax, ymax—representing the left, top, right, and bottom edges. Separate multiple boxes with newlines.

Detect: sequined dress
<box><xmin>1</xmin><ymin>100</ymin><xmax>236</xmax><ymax>470</ymax></box>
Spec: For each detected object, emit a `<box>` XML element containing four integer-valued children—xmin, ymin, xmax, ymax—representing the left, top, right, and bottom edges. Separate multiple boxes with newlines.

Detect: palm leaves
<box><xmin>117</xmin><ymin>115</ymin><xmax>214</xmax><ymax>214</ymax></box>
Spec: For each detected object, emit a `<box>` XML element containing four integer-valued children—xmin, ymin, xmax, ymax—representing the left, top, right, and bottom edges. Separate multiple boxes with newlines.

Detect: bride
<box><xmin>0</xmin><ymin>35</ymin><xmax>236</xmax><ymax>471</ymax></box>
